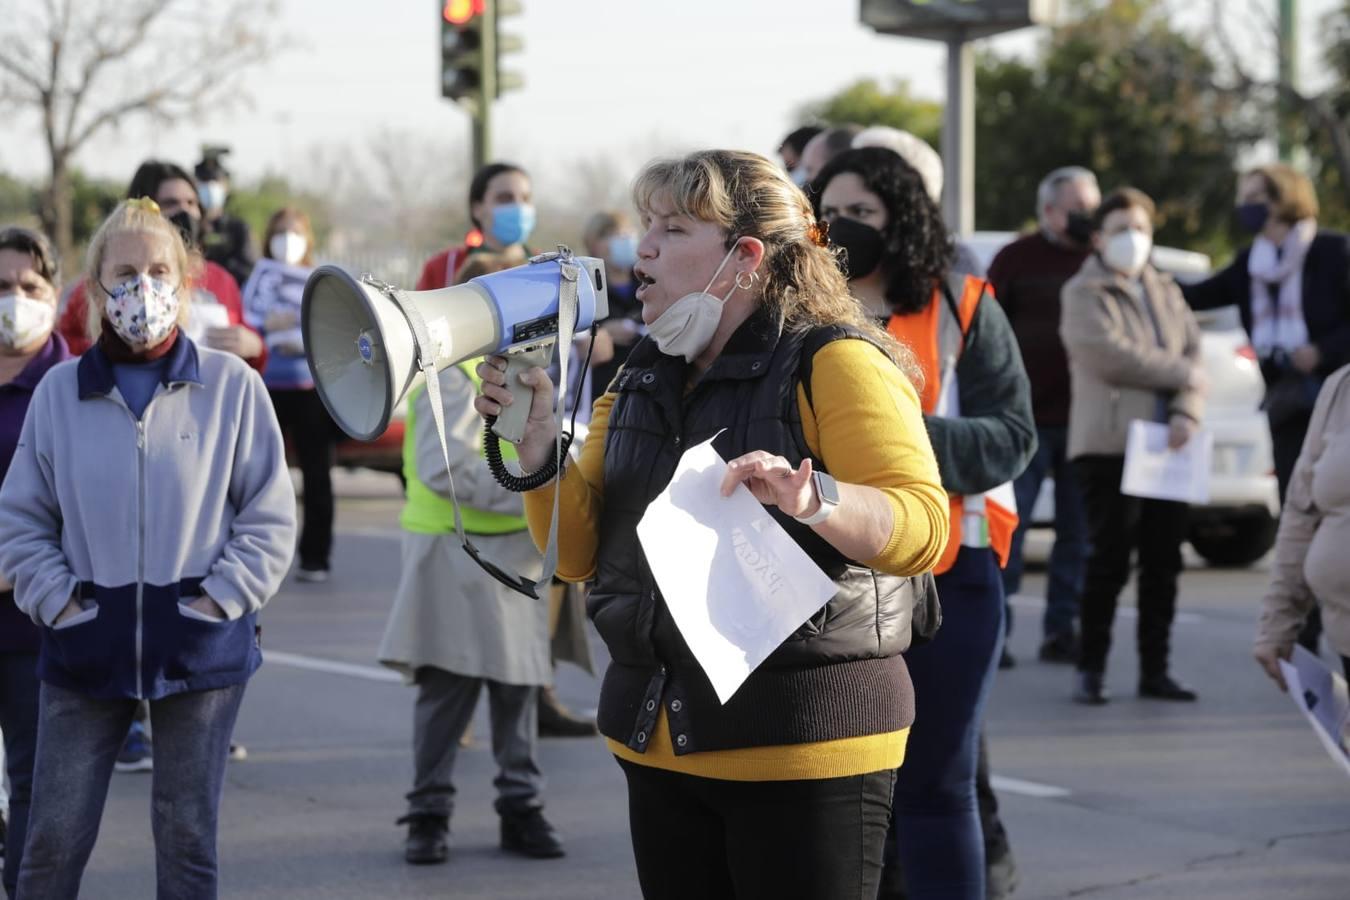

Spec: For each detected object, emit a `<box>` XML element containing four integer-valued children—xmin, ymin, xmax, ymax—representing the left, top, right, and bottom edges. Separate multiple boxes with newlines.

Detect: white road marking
<box><xmin>1007</xmin><ymin>594</ymin><xmax>1203</xmax><ymax>625</ymax></box>
<box><xmin>265</xmin><ymin>651</ymin><xmax>1075</xmax><ymax>798</ymax></box>
<box><xmin>990</xmin><ymin>774</ymin><xmax>1072</xmax><ymax>799</ymax></box>
<box><xmin>265</xmin><ymin>650</ymin><xmax>402</xmax><ymax>683</ymax></box>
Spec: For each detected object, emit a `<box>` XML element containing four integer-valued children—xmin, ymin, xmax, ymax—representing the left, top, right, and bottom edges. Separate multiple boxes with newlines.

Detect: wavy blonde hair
<box><xmin>631</xmin><ymin>149</ymin><xmax>921</xmax><ymax>386</ymax></box>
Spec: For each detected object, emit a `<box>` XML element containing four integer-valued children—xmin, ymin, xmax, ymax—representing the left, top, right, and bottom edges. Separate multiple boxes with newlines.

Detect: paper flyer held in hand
<box><xmin>636</xmin><ymin>436</ymin><xmax>839</xmax><ymax>704</ymax></box>
<box><xmin>1120</xmin><ymin>419</ymin><xmax>1213</xmax><ymax>505</ymax></box>
<box><xmin>1278</xmin><ymin>645</ymin><xmax>1350</xmax><ymax>779</ymax></box>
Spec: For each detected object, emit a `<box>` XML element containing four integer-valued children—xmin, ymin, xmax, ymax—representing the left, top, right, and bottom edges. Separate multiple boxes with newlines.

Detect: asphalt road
<box><xmin>70</xmin><ymin>470</ymin><xmax>1348</xmax><ymax>899</ymax></box>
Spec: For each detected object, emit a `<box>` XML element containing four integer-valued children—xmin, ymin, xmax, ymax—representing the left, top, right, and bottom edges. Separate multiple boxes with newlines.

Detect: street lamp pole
<box><xmin>942</xmin><ymin>31</ymin><xmax>976</xmax><ymax>236</ymax></box>
<box><xmin>1278</xmin><ymin>0</ymin><xmax>1298</xmax><ymax>163</ymax></box>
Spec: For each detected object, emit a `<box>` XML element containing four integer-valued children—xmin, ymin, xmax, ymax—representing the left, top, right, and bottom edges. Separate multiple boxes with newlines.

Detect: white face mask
<box><xmin>270</xmin><ymin>231</ymin><xmax>308</xmax><ymax>266</ymax></box>
<box><xmin>102</xmin><ymin>274</ymin><xmax>180</xmax><ymax>346</ymax></box>
<box><xmin>647</xmin><ymin>241</ymin><xmax>743</xmax><ymax>363</ymax></box>
<box><xmin>1102</xmin><ymin>229</ymin><xmax>1152</xmax><ymax>276</ymax></box>
<box><xmin>0</xmin><ymin>293</ymin><xmax>55</xmax><ymax>350</ymax></box>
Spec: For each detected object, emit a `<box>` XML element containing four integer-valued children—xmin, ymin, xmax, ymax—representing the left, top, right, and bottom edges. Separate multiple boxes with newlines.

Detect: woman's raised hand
<box><xmin>720</xmin><ymin>451</ymin><xmax>817</xmax><ymax>519</ymax></box>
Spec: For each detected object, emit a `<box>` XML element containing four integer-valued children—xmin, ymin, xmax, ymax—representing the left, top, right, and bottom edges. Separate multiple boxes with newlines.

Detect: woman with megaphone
<box><xmin>474</xmin><ymin>149</ymin><xmax>950</xmax><ymax>898</ymax></box>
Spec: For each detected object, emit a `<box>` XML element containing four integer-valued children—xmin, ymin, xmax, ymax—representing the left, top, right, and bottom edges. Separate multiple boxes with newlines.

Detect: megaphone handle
<box><xmin>493</xmin><ymin>342</ymin><xmax>556</xmax><ymax>445</ymax></box>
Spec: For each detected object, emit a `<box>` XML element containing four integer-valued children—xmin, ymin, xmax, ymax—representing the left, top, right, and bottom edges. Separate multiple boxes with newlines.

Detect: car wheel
<box><xmin>1189</xmin><ymin>513</ymin><xmax>1278</xmax><ymax>568</ymax></box>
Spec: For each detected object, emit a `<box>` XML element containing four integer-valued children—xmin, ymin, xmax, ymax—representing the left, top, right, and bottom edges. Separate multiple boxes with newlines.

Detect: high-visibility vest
<box><xmin>399</xmin><ymin>360</ymin><xmax>529</xmax><ymax>536</ymax></box>
<box><xmin>887</xmin><ymin>275</ymin><xmax>1019</xmax><ymax>576</ymax></box>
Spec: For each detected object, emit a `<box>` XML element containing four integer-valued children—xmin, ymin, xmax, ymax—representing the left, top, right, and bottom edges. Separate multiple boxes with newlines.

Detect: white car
<box><xmin>964</xmin><ymin>232</ymin><xmax>1280</xmax><ymax>568</ymax></box>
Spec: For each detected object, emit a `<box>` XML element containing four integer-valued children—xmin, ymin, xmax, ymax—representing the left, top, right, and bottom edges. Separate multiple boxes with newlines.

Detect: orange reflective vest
<box><xmin>886</xmin><ymin>275</ymin><xmax>1019</xmax><ymax>576</ymax></box>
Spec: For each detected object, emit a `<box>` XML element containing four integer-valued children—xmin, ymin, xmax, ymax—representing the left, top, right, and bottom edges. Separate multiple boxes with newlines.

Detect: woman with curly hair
<box><xmin>813</xmin><ymin>147</ymin><xmax>1036</xmax><ymax>900</ymax></box>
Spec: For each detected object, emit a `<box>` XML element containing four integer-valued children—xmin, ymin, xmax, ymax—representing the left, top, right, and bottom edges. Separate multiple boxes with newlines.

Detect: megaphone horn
<box><xmin>301</xmin><ymin>248</ymin><xmax>609</xmax><ymax>445</ymax></box>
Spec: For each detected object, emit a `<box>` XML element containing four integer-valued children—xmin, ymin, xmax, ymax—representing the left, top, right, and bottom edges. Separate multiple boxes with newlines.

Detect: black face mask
<box><xmin>827</xmin><ymin>216</ymin><xmax>884</xmax><ymax>280</ymax></box>
<box><xmin>167</xmin><ymin>209</ymin><xmax>201</xmax><ymax>248</ymax></box>
<box><xmin>1064</xmin><ymin>211</ymin><xmax>1095</xmax><ymax>246</ymax></box>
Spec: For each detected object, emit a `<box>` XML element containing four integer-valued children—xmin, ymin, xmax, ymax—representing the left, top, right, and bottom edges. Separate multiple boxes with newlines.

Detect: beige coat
<box><xmin>1256</xmin><ymin>366</ymin><xmax>1350</xmax><ymax>659</ymax></box>
<box><xmin>1060</xmin><ymin>255</ymin><xmax>1204</xmax><ymax>459</ymax></box>
<box><xmin>377</xmin><ymin>368</ymin><xmax>552</xmax><ymax>686</ymax></box>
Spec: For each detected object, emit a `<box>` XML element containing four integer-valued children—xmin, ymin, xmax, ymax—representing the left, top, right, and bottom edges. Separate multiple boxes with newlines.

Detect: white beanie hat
<box><xmin>852</xmin><ymin>126</ymin><xmax>944</xmax><ymax>204</ymax></box>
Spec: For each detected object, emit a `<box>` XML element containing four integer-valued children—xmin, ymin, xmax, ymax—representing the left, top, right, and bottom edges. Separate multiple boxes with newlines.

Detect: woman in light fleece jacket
<box><xmin>0</xmin><ymin>200</ymin><xmax>296</xmax><ymax>900</ymax></box>
<box><xmin>1255</xmin><ymin>364</ymin><xmax>1350</xmax><ymax>686</ymax></box>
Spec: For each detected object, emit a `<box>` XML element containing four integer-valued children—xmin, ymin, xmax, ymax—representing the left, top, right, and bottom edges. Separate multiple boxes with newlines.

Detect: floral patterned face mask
<box><xmin>101</xmin><ymin>274</ymin><xmax>180</xmax><ymax>346</ymax></box>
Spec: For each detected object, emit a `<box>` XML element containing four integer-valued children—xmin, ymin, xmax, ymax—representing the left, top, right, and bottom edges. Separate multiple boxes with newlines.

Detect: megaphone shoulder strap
<box><xmin>385</xmin><ymin>256</ymin><xmax>578</xmax><ymax>600</ymax></box>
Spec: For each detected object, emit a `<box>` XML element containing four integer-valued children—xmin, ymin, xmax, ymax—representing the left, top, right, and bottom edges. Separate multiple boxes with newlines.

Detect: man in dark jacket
<box><xmin>988</xmin><ymin>166</ymin><xmax>1100</xmax><ymax>666</ymax></box>
<box><xmin>195</xmin><ymin>149</ymin><xmax>257</xmax><ymax>288</ymax></box>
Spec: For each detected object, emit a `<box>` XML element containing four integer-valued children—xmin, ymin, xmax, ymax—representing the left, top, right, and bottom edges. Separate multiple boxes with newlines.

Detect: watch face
<box><xmin>817</xmin><ymin>472</ymin><xmax>840</xmax><ymax>505</ymax></box>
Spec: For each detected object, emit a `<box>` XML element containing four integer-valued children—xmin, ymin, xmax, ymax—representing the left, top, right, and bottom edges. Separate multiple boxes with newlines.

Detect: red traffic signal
<box><xmin>443</xmin><ymin>0</ymin><xmax>485</xmax><ymax>26</ymax></box>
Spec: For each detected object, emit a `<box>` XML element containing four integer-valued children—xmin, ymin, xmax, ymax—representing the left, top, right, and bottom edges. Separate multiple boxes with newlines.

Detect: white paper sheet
<box><xmin>1120</xmin><ymin>419</ymin><xmax>1213</xmax><ymax>505</ymax></box>
<box><xmin>1279</xmin><ymin>645</ymin><xmax>1350</xmax><ymax>779</ymax></box>
<box><xmin>636</xmin><ymin>436</ymin><xmax>839</xmax><ymax>704</ymax></box>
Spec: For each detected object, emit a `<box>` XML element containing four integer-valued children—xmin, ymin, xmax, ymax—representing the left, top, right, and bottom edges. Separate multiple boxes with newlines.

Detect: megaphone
<box><xmin>301</xmin><ymin>248</ymin><xmax>609</xmax><ymax>445</ymax></box>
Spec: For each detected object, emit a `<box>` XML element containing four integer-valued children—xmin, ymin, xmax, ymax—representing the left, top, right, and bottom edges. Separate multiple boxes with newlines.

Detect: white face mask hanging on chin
<box><xmin>648</xmin><ymin>240</ymin><xmax>743</xmax><ymax>363</ymax></box>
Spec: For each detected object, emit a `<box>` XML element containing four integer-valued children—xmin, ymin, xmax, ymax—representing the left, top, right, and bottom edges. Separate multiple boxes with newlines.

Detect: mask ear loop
<box><xmin>704</xmin><ymin>238</ymin><xmax>743</xmax><ymax>301</ymax></box>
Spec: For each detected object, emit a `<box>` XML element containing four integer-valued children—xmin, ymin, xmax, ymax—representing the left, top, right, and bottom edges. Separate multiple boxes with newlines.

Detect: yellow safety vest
<box><xmin>399</xmin><ymin>361</ymin><xmax>529</xmax><ymax>536</ymax></box>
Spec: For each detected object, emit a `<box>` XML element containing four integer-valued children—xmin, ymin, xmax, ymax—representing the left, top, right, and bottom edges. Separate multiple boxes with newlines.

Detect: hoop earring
<box><xmin>734</xmin><ymin>271</ymin><xmax>755</xmax><ymax>291</ymax></box>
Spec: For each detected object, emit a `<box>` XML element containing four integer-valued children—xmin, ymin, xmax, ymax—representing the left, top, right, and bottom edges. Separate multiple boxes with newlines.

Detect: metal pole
<box><xmin>942</xmin><ymin>31</ymin><xmax>975</xmax><ymax>235</ymax></box>
<box><xmin>473</xmin><ymin>0</ymin><xmax>498</xmax><ymax>169</ymax></box>
<box><xmin>1278</xmin><ymin>0</ymin><xmax>1298</xmax><ymax>162</ymax></box>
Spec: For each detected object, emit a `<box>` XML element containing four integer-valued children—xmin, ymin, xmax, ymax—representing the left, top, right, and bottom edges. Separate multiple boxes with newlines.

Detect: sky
<box><xmin>1</xmin><ymin>0</ymin><xmax>1341</xmax><ymax>191</ymax></box>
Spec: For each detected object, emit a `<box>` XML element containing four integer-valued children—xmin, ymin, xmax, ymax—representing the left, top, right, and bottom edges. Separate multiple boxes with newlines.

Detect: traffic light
<box><xmin>441</xmin><ymin>0</ymin><xmax>485</xmax><ymax>102</ymax></box>
<box><xmin>495</xmin><ymin>1</ymin><xmax>525</xmax><ymax>97</ymax></box>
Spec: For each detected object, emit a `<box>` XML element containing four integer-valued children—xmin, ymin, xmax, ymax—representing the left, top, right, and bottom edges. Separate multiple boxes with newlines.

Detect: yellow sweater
<box><xmin>524</xmin><ymin>337</ymin><xmax>949</xmax><ymax>780</ymax></box>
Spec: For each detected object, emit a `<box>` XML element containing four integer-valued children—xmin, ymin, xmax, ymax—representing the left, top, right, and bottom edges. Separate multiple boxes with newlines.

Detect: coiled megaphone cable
<box><xmin>483</xmin><ymin>324</ymin><xmax>598</xmax><ymax>493</ymax></box>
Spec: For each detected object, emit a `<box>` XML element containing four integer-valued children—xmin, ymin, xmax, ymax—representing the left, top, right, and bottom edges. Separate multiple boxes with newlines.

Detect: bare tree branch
<box><xmin>0</xmin><ymin>0</ymin><xmax>283</xmax><ymax>258</ymax></box>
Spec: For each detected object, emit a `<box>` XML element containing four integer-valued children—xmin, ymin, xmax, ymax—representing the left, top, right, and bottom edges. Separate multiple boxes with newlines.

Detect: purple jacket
<box><xmin>0</xmin><ymin>333</ymin><xmax>72</xmax><ymax>654</ymax></box>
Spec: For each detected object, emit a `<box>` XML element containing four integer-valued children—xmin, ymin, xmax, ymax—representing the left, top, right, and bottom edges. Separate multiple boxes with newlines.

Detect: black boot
<box><xmin>1138</xmin><ymin>673</ymin><xmax>1197</xmax><ymax>701</ymax></box>
<box><xmin>397</xmin><ymin>813</ymin><xmax>449</xmax><ymax>865</ymax></box>
<box><xmin>500</xmin><ymin>808</ymin><xmax>565</xmax><ymax>858</ymax></box>
<box><xmin>1038</xmin><ymin>630</ymin><xmax>1080</xmax><ymax>665</ymax></box>
<box><xmin>538</xmin><ymin>686</ymin><xmax>598</xmax><ymax>738</ymax></box>
<box><xmin>1074</xmin><ymin>670</ymin><xmax>1109</xmax><ymax>705</ymax></box>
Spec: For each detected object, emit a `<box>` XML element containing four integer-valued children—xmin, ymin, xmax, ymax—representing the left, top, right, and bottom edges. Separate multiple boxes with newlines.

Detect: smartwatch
<box><xmin>794</xmin><ymin>471</ymin><xmax>840</xmax><ymax>526</ymax></box>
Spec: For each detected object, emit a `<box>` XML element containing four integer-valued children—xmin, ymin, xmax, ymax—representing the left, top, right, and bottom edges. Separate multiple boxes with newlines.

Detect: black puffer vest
<box><xmin>591</xmin><ymin>308</ymin><xmax>926</xmax><ymax>756</ymax></box>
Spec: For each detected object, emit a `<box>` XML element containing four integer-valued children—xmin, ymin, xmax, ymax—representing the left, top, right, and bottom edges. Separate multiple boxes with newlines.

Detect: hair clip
<box><xmin>126</xmin><ymin>197</ymin><xmax>161</xmax><ymax>215</ymax></box>
<box><xmin>805</xmin><ymin>219</ymin><xmax>829</xmax><ymax>248</ymax></box>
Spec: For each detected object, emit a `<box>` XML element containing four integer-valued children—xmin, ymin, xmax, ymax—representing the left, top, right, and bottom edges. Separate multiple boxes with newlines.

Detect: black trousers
<box><xmin>270</xmin><ymin>388</ymin><xmax>336</xmax><ymax>570</ymax></box>
<box><xmin>617</xmin><ymin>758</ymin><xmax>895</xmax><ymax>900</ymax></box>
<box><xmin>1074</xmin><ymin>456</ymin><xmax>1189</xmax><ymax>678</ymax></box>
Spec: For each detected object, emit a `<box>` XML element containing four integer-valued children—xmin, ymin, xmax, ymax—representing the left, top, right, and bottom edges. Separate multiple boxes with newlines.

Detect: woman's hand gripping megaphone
<box><xmin>474</xmin><ymin>356</ymin><xmax>559</xmax><ymax>475</ymax></box>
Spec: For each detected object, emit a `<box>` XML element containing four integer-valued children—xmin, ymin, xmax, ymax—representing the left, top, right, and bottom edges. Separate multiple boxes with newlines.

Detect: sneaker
<box><xmin>228</xmin><ymin>742</ymin><xmax>248</xmax><ymax>762</ymax></box>
<box><xmin>115</xmin><ymin>721</ymin><xmax>153</xmax><ymax>772</ymax></box>
<box><xmin>397</xmin><ymin>813</ymin><xmax>449</xmax><ymax>865</ymax></box>
<box><xmin>1073</xmin><ymin>670</ymin><xmax>1110</xmax><ymax>706</ymax></box>
<box><xmin>500</xmin><ymin>809</ymin><xmax>565</xmax><ymax>859</ymax></box>
<box><xmin>998</xmin><ymin>648</ymin><xmax>1016</xmax><ymax>670</ymax></box>
<box><xmin>538</xmin><ymin>687</ymin><xmax>598</xmax><ymax>738</ymax></box>
<box><xmin>296</xmin><ymin>566</ymin><xmax>329</xmax><ymax>584</ymax></box>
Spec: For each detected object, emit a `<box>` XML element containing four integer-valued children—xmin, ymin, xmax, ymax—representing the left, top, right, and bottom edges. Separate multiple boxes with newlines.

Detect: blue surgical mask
<box><xmin>607</xmin><ymin>234</ymin><xmax>638</xmax><ymax>270</ymax></box>
<box><xmin>489</xmin><ymin>202</ymin><xmax>536</xmax><ymax>247</ymax></box>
